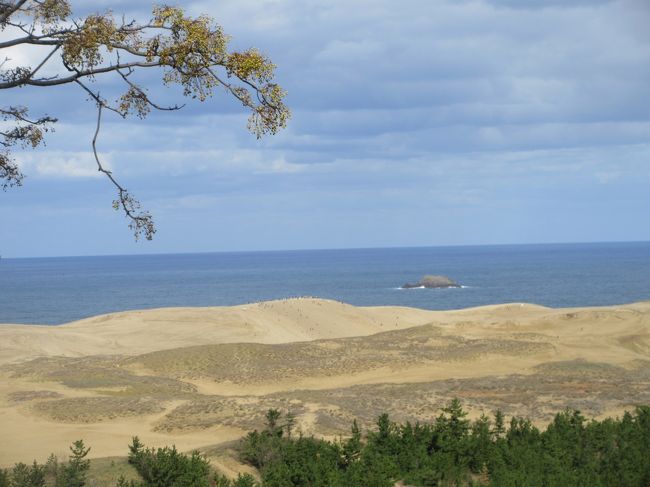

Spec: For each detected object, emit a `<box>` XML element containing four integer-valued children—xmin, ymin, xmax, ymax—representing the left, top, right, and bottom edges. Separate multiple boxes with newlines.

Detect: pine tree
<box><xmin>58</xmin><ymin>440</ymin><xmax>90</xmax><ymax>487</ymax></box>
<box><xmin>493</xmin><ymin>410</ymin><xmax>506</xmax><ymax>439</ymax></box>
<box><xmin>342</xmin><ymin>420</ymin><xmax>362</xmax><ymax>466</ymax></box>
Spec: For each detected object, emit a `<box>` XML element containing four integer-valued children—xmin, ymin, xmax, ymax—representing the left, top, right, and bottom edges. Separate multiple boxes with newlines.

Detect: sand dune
<box><xmin>0</xmin><ymin>298</ymin><xmax>434</xmax><ymax>365</ymax></box>
<box><xmin>1</xmin><ymin>298</ymin><xmax>649</xmax><ymax>469</ymax></box>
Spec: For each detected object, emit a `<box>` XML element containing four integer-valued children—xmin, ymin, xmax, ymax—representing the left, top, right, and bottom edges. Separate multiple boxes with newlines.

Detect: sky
<box><xmin>1</xmin><ymin>0</ymin><xmax>649</xmax><ymax>257</ymax></box>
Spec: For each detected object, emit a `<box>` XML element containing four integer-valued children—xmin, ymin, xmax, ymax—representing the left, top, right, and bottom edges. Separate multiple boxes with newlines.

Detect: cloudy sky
<box><xmin>2</xmin><ymin>0</ymin><xmax>649</xmax><ymax>257</ymax></box>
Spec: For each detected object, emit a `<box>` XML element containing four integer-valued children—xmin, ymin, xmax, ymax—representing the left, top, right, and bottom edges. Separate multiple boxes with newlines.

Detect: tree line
<box><xmin>2</xmin><ymin>400</ymin><xmax>650</xmax><ymax>486</ymax></box>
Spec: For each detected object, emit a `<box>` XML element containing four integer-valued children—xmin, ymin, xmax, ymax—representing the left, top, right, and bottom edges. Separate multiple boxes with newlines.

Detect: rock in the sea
<box><xmin>402</xmin><ymin>275</ymin><xmax>460</xmax><ymax>289</ymax></box>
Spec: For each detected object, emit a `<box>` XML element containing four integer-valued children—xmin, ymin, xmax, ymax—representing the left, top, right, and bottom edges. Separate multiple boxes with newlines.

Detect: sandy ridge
<box><xmin>0</xmin><ymin>298</ymin><xmax>435</xmax><ymax>365</ymax></box>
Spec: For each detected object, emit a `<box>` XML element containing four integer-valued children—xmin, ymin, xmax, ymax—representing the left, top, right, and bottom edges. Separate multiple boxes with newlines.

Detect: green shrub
<box><xmin>127</xmin><ymin>437</ymin><xmax>211</xmax><ymax>487</ymax></box>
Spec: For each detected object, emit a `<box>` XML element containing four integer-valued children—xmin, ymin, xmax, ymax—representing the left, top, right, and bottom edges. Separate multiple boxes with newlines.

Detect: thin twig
<box><xmin>90</xmin><ymin>100</ymin><xmax>155</xmax><ymax>240</ymax></box>
<box><xmin>117</xmin><ymin>69</ymin><xmax>184</xmax><ymax>111</ymax></box>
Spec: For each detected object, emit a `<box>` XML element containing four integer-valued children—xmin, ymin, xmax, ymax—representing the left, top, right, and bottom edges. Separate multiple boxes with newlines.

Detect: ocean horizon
<box><xmin>1</xmin><ymin>241</ymin><xmax>649</xmax><ymax>325</ymax></box>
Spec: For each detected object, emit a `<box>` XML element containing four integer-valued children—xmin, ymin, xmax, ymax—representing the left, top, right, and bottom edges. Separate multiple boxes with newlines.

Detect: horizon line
<box><xmin>3</xmin><ymin>239</ymin><xmax>649</xmax><ymax>260</ymax></box>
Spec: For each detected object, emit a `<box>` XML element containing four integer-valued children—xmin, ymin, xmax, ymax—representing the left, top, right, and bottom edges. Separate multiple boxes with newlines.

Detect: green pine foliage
<box><xmin>57</xmin><ymin>440</ymin><xmax>90</xmax><ymax>487</ymax></box>
<box><xmin>0</xmin><ymin>441</ymin><xmax>89</xmax><ymax>487</ymax></box>
<box><xmin>2</xmin><ymin>462</ymin><xmax>45</xmax><ymax>487</ymax></box>
<box><xmin>237</xmin><ymin>403</ymin><xmax>650</xmax><ymax>487</ymax></box>
<box><xmin>3</xmin><ymin>402</ymin><xmax>650</xmax><ymax>486</ymax></box>
<box><xmin>125</xmin><ymin>437</ymin><xmax>211</xmax><ymax>486</ymax></box>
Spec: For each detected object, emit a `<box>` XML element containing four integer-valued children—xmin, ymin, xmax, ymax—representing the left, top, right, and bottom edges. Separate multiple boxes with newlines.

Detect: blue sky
<box><xmin>2</xmin><ymin>0</ymin><xmax>649</xmax><ymax>257</ymax></box>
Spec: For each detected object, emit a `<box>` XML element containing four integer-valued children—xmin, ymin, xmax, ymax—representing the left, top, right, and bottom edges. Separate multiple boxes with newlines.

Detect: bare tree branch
<box><xmin>20</xmin><ymin>44</ymin><xmax>59</xmax><ymax>82</ymax></box>
<box><xmin>1</xmin><ymin>61</ymin><xmax>161</xmax><ymax>88</ymax></box>
<box><xmin>117</xmin><ymin>68</ymin><xmax>184</xmax><ymax>112</ymax></box>
<box><xmin>90</xmin><ymin>102</ymin><xmax>155</xmax><ymax>240</ymax></box>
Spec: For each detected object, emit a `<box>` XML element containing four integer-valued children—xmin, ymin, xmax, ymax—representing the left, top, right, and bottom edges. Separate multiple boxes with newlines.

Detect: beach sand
<box><xmin>1</xmin><ymin>297</ymin><xmax>649</xmax><ymax>469</ymax></box>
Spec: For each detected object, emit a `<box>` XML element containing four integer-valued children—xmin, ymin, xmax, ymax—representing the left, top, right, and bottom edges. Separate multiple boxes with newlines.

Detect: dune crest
<box><xmin>0</xmin><ymin>298</ymin><xmax>433</xmax><ymax>365</ymax></box>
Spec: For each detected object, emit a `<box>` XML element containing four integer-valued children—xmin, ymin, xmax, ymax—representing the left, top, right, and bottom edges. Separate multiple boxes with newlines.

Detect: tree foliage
<box><xmin>3</xmin><ymin>404</ymin><xmax>650</xmax><ymax>486</ymax></box>
<box><xmin>57</xmin><ymin>440</ymin><xmax>90</xmax><ymax>487</ymax></box>
<box><xmin>125</xmin><ymin>436</ymin><xmax>211</xmax><ymax>487</ymax></box>
<box><xmin>238</xmin><ymin>404</ymin><xmax>650</xmax><ymax>487</ymax></box>
<box><xmin>0</xmin><ymin>0</ymin><xmax>289</xmax><ymax>239</ymax></box>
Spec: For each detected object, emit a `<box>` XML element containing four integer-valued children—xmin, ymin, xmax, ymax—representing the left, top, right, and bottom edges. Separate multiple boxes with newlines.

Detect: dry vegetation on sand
<box><xmin>1</xmin><ymin>297</ymin><xmax>649</xmax><ymax>472</ymax></box>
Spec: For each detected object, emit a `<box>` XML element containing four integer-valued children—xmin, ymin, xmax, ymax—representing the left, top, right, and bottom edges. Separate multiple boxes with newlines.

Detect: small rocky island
<box><xmin>402</xmin><ymin>275</ymin><xmax>461</xmax><ymax>289</ymax></box>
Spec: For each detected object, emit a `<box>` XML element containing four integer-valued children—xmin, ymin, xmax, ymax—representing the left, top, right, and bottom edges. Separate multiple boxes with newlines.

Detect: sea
<box><xmin>1</xmin><ymin>241</ymin><xmax>649</xmax><ymax>325</ymax></box>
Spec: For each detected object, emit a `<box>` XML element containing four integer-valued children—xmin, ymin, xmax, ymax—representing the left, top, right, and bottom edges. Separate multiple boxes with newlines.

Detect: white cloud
<box><xmin>256</xmin><ymin>156</ymin><xmax>305</xmax><ymax>174</ymax></box>
<box><xmin>16</xmin><ymin>151</ymin><xmax>108</xmax><ymax>178</ymax></box>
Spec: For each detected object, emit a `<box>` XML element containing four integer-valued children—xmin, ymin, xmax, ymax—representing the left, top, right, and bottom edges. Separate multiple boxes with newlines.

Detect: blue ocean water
<box><xmin>1</xmin><ymin>242</ymin><xmax>649</xmax><ymax>325</ymax></box>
